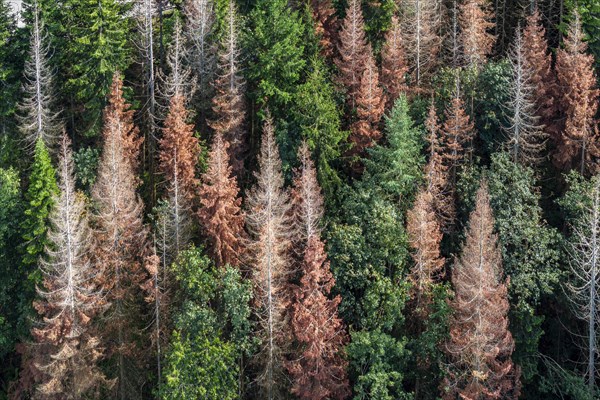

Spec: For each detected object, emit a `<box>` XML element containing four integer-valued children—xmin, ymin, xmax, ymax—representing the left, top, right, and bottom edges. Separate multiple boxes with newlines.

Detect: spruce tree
<box><xmin>444</xmin><ymin>180</ymin><xmax>520</xmax><ymax>399</ymax></box>
<box><xmin>40</xmin><ymin>0</ymin><xmax>130</xmax><ymax>137</ymax></box>
<box><xmin>245</xmin><ymin>116</ymin><xmax>293</xmax><ymax>399</ymax></box>
<box><xmin>92</xmin><ymin>74</ymin><xmax>148</xmax><ymax>400</ymax></box>
<box><xmin>245</xmin><ymin>0</ymin><xmax>306</xmax><ymax>128</ymax></box>
<box><xmin>459</xmin><ymin>0</ymin><xmax>495</xmax><ymax>69</ymax></box>
<box><xmin>28</xmin><ymin>136</ymin><xmax>109</xmax><ymax>398</ymax></box>
<box><xmin>21</xmin><ymin>139</ymin><xmax>58</xmax><ymax>278</ymax></box>
<box><xmin>381</xmin><ymin>15</ymin><xmax>408</xmax><ymax>109</ymax></box>
<box><xmin>197</xmin><ymin>132</ymin><xmax>245</xmax><ymax>268</ymax></box>
<box><xmin>554</xmin><ymin>12</ymin><xmax>600</xmax><ymax>174</ymax></box>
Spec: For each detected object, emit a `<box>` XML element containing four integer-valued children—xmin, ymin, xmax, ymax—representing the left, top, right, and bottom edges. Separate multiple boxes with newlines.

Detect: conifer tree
<box><xmin>159</xmin><ymin>94</ymin><xmax>200</xmax><ymax>201</ymax></box>
<box><xmin>41</xmin><ymin>0</ymin><xmax>130</xmax><ymax>137</ymax></box>
<box><xmin>287</xmin><ymin>141</ymin><xmax>350</xmax><ymax>400</ymax></box>
<box><xmin>136</xmin><ymin>0</ymin><xmax>158</xmax><ymax>142</ymax></box>
<box><xmin>381</xmin><ymin>15</ymin><xmax>408</xmax><ymax>109</ymax></box>
<box><xmin>554</xmin><ymin>12</ymin><xmax>600</xmax><ymax>174</ymax></box>
<box><xmin>245</xmin><ymin>115</ymin><xmax>293</xmax><ymax>399</ymax></box>
<box><xmin>505</xmin><ymin>27</ymin><xmax>547</xmax><ymax>166</ymax></box>
<box><xmin>522</xmin><ymin>9</ymin><xmax>557</xmax><ymax>140</ymax></box>
<box><xmin>349</xmin><ymin>55</ymin><xmax>385</xmax><ymax>157</ymax></box>
<box><xmin>92</xmin><ymin>73</ymin><xmax>148</xmax><ymax>400</ymax></box>
<box><xmin>209</xmin><ymin>0</ymin><xmax>246</xmax><ymax>177</ymax></box>
<box><xmin>401</xmin><ymin>0</ymin><xmax>441</xmax><ymax>86</ymax></box>
<box><xmin>336</xmin><ymin>0</ymin><xmax>370</xmax><ymax>110</ymax></box>
<box><xmin>185</xmin><ymin>0</ymin><xmax>216</xmax><ymax>126</ymax></box>
<box><xmin>424</xmin><ymin>100</ymin><xmax>455</xmax><ymax>231</ymax></box>
<box><xmin>158</xmin><ymin>16</ymin><xmax>192</xmax><ymax>103</ymax></box>
<box><xmin>459</xmin><ymin>0</ymin><xmax>495</xmax><ymax>69</ymax></box>
<box><xmin>309</xmin><ymin>0</ymin><xmax>338</xmax><ymax>58</ymax></box>
<box><xmin>444</xmin><ymin>180</ymin><xmax>520</xmax><ymax>400</ymax></box>
<box><xmin>18</xmin><ymin>2</ymin><xmax>61</xmax><ymax>150</ymax></box>
<box><xmin>287</xmin><ymin>236</ymin><xmax>350</xmax><ymax>400</ymax></box>
<box><xmin>197</xmin><ymin>132</ymin><xmax>245</xmax><ymax>268</ymax></box>
<box><xmin>290</xmin><ymin>142</ymin><xmax>324</xmax><ymax>255</ymax></box>
<box><xmin>407</xmin><ymin>189</ymin><xmax>445</xmax><ymax>313</ymax></box>
<box><xmin>564</xmin><ymin>174</ymin><xmax>600</xmax><ymax>394</ymax></box>
<box><xmin>293</xmin><ymin>57</ymin><xmax>346</xmax><ymax>198</ymax></box>
<box><xmin>21</xmin><ymin>139</ymin><xmax>58</xmax><ymax>273</ymax></box>
<box><xmin>245</xmin><ymin>0</ymin><xmax>306</xmax><ymax>126</ymax></box>
<box><xmin>440</xmin><ymin>83</ymin><xmax>475</xmax><ymax>184</ymax></box>
<box><xmin>29</xmin><ymin>135</ymin><xmax>109</xmax><ymax>398</ymax></box>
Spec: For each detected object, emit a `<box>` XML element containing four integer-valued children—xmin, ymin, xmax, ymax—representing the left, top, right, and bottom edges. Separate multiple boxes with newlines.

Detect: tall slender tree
<box><xmin>401</xmin><ymin>0</ymin><xmax>441</xmax><ymax>87</ymax></box>
<box><xmin>309</xmin><ymin>0</ymin><xmax>338</xmax><ymax>58</ymax></box>
<box><xmin>159</xmin><ymin>94</ymin><xmax>200</xmax><ymax>201</ymax></box>
<box><xmin>158</xmin><ymin>16</ymin><xmax>193</xmax><ymax>103</ymax></box>
<box><xmin>505</xmin><ymin>27</ymin><xmax>547</xmax><ymax>166</ymax></box>
<box><xmin>443</xmin><ymin>180</ymin><xmax>520</xmax><ymax>400</ymax></box>
<box><xmin>185</xmin><ymin>0</ymin><xmax>216</xmax><ymax>127</ymax></box>
<box><xmin>407</xmin><ymin>189</ymin><xmax>445</xmax><ymax>313</ymax></box>
<box><xmin>18</xmin><ymin>2</ymin><xmax>61</xmax><ymax>150</ymax></box>
<box><xmin>29</xmin><ymin>135</ymin><xmax>109</xmax><ymax>399</ymax></box>
<box><xmin>459</xmin><ymin>0</ymin><xmax>495</xmax><ymax>69</ymax></box>
<box><xmin>92</xmin><ymin>74</ymin><xmax>148</xmax><ymax>400</ymax></box>
<box><xmin>424</xmin><ymin>100</ymin><xmax>455</xmax><ymax>231</ymax></box>
<box><xmin>287</xmin><ymin>236</ymin><xmax>350</xmax><ymax>400</ymax></box>
<box><xmin>554</xmin><ymin>12</ymin><xmax>600</xmax><ymax>174</ymax></box>
<box><xmin>197</xmin><ymin>131</ymin><xmax>245</xmax><ymax>268</ymax></box>
<box><xmin>522</xmin><ymin>9</ymin><xmax>557</xmax><ymax>140</ymax></box>
<box><xmin>381</xmin><ymin>15</ymin><xmax>408</xmax><ymax>109</ymax></box>
<box><xmin>209</xmin><ymin>0</ymin><xmax>246</xmax><ymax>177</ymax></box>
<box><xmin>440</xmin><ymin>82</ymin><xmax>475</xmax><ymax>184</ymax></box>
<box><xmin>245</xmin><ymin>115</ymin><xmax>293</xmax><ymax>400</ymax></box>
<box><xmin>349</xmin><ymin>55</ymin><xmax>385</xmax><ymax>157</ymax></box>
<box><xmin>336</xmin><ymin>0</ymin><xmax>370</xmax><ymax>110</ymax></box>
<box><xmin>287</xmin><ymin>142</ymin><xmax>349</xmax><ymax>399</ymax></box>
<box><xmin>290</xmin><ymin>141</ymin><xmax>324</xmax><ymax>256</ymax></box>
<box><xmin>21</xmin><ymin>139</ymin><xmax>58</xmax><ymax>275</ymax></box>
<box><xmin>565</xmin><ymin>174</ymin><xmax>600</xmax><ymax>394</ymax></box>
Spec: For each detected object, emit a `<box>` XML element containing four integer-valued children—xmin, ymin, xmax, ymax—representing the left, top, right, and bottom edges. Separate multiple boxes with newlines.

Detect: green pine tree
<box><xmin>21</xmin><ymin>139</ymin><xmax>58</xmax><ymax>278</ymax></box>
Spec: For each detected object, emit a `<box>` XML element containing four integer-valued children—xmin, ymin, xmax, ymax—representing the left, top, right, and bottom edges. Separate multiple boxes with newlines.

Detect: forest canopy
<box><xmin>1</xmin><ymin>0</ymin><xmax>600</xmax><ymax>399</ymax></box>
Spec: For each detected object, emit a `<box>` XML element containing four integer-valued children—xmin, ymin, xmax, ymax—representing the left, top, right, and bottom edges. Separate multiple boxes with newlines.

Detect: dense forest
<box><xmin>1</xmin><ymin>0</ymin><xmax>600</xmax><ymax>398</ymax></box>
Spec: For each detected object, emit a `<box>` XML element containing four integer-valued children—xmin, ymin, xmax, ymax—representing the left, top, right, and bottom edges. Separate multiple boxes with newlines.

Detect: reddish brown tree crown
<box><xmin>443</xmin><ymin>181</ymin><xmax>520</xmax><ymax>400</ymax></box>
<box><xmin>198</xmin><ymin>132</ymin><xmax>245</xmax><ymax>268</ymax></box>
<box><xmin>381</xmin><ymin>15</ymin><xmax>408</xmax><ymax>109</ymax></box>
<box><xmin>159</xmin><ymin>94</ymin><xmax>200</xmax><ymax>200</ymax></box>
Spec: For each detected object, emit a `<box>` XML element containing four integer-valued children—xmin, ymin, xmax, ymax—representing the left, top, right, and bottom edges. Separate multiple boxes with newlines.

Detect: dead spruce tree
<box><xmin>566</xmin><ymin>175</ymin><xmax>600</xmax><ymax>394</ymax></box>
<box><xmin>197</xmin><ymin>131</ymin><xmax>245</xmax><ymax>268</ymax></box>
<box><xmin>245</xmin><ymin>115</ymin><xmax>293</xmax><ymax>399</ymax></box>
<box><xmin>92</xmin><ymin>74</ymin><xmax>148</xmax><ymax>400</ymax></box>
<box><xmin>185</xmin><ymin>0</ymin><xmax>216</xmax><ymax>127</ymax></box>
<box><xmin>381</xmin><ymin>15</ymin><xmax>408</xmax><ymax>109</ymax></box>
<box><xmin>424</xmin><ymin>100</ymin><xmax>455</xmax><ymax>232</ymax></box>
<box><xmin>287</xmin><ymin>142</ymin><xmax>350</xmax><ymax>399</ymax></box>
<box><xmin>401</xmin><ymin>0</ymin><xmax>441</xmax><ymax>87</ymax></box>
<box><xmin>554</xmin><ymin>12</ymin><xmax>600</xmax><ymax>174</ymax></box>
<box><xmin>335</xmin><ymin>0</ymin><xmax>370</xmax><ymax>111</ymax></box>
<box><xmin>443</xmin><ymin>180</ymin><xmax>520</xmax><ymax>400</ymax></box>
<box><xmin>158</xmin><ymin>16</ymin><xmax>193</xmax><ymax>105</ymax></box>
<box><xmin>407</xmin><ymin>189</ymin><xmax>445</xmax><ymax>314</ymax></box>
<box><xmin>29</xmin><ymin>135</ymin><xmax>110</xmax><ymax>399</ymax></box>
<box><xmin>209</xmin><ymin>0</ymin><xmax>247</xmax><ymax>177</ymax></box>
<box><xmin>504</xmin><ymin>27</ymin><xmax>547</xmax><ymax>167</ymax></box>
<box><xmin>18</xmin><ymin>1</ymin><xmax>61</xmax><ymax>151</ymax></box>
<box><xmin>459</xmin><ymin>0</ymin><xmax>495</xmax><ymax>69</ymax></box>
